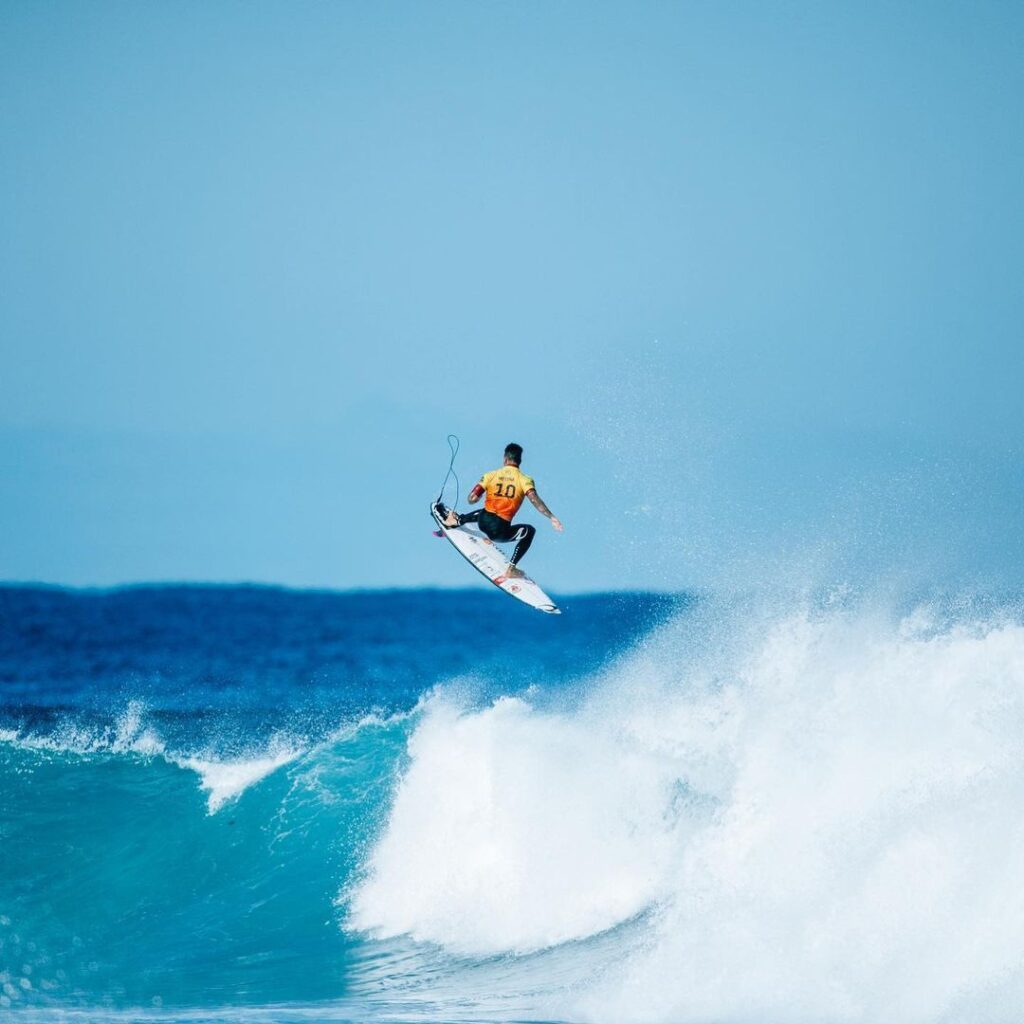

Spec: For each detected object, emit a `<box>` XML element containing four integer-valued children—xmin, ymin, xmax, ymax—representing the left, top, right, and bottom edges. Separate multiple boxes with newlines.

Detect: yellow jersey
<box><xmin>480</xmin><ymin>465</ymin><xmax>535</xmax><ymax>522</ymax></box>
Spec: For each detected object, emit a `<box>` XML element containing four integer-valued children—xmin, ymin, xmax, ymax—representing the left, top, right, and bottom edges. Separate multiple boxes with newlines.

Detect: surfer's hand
<box><xmin>551</xmin><ymin>517</ymin><xmax>564</xmax><ymax>532</ymax></box>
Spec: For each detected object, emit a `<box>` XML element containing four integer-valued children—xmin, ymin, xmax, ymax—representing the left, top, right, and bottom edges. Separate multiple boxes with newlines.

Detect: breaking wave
<box><xmin>4</xmin><ymin>592</ymin><xmax>1024</xmax><ymax>1022</ymax></box>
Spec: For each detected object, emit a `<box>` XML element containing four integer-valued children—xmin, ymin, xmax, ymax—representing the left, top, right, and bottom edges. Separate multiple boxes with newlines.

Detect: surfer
<box><xmin>443</xmin><ymin>443</ymin><xmax>563</xmax><ymax>578</ymax></box>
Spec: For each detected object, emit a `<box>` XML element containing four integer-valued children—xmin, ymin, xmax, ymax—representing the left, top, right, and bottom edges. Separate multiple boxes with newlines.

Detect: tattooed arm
<box><xmin>526</xmin><ymin>489</ymin><xmax>563</xmax><ymax>531</ymax></box>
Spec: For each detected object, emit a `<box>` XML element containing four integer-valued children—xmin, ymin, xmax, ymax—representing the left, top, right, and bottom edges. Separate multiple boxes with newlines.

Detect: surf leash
<box><xmin>436</xmin><ymin>434</ymin><xmax>461</xmax><ymax>510</ymax></box>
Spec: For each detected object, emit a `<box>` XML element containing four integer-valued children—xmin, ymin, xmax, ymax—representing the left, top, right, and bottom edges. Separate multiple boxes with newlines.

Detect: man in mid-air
<box><xmin>443</xmin><ymin>442</ymin><xmax>562</xmax><ymax>578</ymax></box>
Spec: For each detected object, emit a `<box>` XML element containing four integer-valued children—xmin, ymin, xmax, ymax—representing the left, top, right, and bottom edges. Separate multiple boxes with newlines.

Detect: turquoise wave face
<box><xmin>0</xmin><ymin>716</ymin><xmax>409</xmax><ymax>1010</ymax></box>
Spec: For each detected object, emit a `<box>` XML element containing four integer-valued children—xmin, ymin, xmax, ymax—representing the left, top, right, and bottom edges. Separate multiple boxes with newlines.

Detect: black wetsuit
<box><xmin>456</xmin><ymin>509</ymin><xmax>536</xmax><ymax>566</ymax></box>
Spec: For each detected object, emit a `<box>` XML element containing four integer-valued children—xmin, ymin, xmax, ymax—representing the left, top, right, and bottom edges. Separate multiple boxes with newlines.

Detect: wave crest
<box><xmin>350</xmin><ymin>597</ymin><xmax>1024</xmax><ymax>1022</ymax></box>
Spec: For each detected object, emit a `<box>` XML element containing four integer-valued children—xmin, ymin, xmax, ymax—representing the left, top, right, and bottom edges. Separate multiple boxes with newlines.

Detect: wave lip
<box><xmin>175</xmin><ymin>747</ymin><xmax>302</xmax><ymax>812</ymax></box>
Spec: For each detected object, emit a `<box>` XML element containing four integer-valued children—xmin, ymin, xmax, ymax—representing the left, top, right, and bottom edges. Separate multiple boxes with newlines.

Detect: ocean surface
<box><xmin>4</xmin><ymin>583</ymin><xmax>1024</xmax><ymax>1023</ymax></box>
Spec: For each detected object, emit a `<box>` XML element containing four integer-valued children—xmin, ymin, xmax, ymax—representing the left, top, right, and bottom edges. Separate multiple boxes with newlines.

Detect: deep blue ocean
<box><xmin>5</xmin><ymin>583</ymin><xmax>1024</xmax><ymax>1023</ymax></box>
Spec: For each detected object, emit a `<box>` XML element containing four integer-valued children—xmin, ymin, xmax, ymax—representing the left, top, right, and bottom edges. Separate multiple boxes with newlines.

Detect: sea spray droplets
<box><xmin>0</xmin><ymin>702</ymin><xmax>168</xmax><ymax>757</ymax></box>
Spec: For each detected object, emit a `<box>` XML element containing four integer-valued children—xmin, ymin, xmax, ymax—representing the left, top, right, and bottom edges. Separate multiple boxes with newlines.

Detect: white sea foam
<box><xmin>348</xmin><ymin>693</ymin><xmax>687</xmax><ymax>954</ymax></box>
<box><xmin>350</xmin><ymin>597</ymin><xmax>1024</xmax><ymax>1023</ymax></box>
<box><xmin>178</xmin><ymin>746</ymin><xmax>301</xmax><ymax>813</ymax></box>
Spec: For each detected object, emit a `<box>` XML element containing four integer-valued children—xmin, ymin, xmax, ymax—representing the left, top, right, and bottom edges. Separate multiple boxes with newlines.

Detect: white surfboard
<box><xmin>431</xmin><ymin>502</ymin><xmax>560</xmax><ymax>614</ymax></box>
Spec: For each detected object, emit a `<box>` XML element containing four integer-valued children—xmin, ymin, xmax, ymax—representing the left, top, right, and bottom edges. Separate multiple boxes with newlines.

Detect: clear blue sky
<box><xmin>2</xmin><ymin>1</ymin><xmax>1021</xmax><ymax>591</ymax></box>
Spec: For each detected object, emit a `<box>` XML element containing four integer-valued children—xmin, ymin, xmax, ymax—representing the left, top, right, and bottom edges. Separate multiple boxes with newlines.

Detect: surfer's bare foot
<box><xmin>505</xmin><ymin>564</ymin><xmax>526</xmax><ymax>579</ymax></box>
<box><xmin>443</xmin><ymin>510</ymin><xmax>459</xmax><ymax>528</ymax></box>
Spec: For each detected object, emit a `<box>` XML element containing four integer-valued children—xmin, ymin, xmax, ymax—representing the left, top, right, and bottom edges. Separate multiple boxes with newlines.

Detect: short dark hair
<box><xmin>504</xmin><ymin>443</ymin><xmax>523</xmax><ymax>465</ymax></box>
